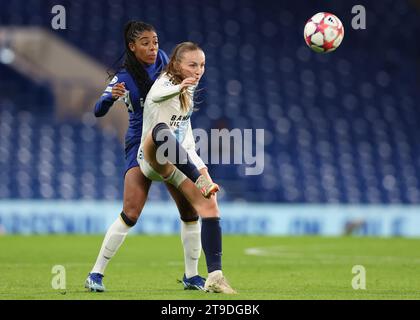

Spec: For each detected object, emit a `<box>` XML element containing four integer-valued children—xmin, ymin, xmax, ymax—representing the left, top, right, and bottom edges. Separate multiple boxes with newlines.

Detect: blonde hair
<box><xmin>164</xmin><ymin>42</ymin><xmax>203</xmax><ymax>111</ymax></box>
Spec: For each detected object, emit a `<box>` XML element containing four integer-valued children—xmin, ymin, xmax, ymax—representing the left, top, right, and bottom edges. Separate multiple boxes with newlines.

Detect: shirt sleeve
<box><xmin>93</xmin><ymin>74</ymin><xmax>122</xmax><ymax>117</ymax></box>
<box><xmin>148</xmin><ymin>76</ymin><xmax>182</xmax><ymax>103</ymax></box>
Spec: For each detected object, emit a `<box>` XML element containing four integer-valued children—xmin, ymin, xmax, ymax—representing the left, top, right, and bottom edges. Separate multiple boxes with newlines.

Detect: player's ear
<box><xmin>174</xmin><ymin>60</ymin><xmax>182</xmax><ymax>72</ymax></box>
<box><xmin>128</xmin><ymin>42</ymin><xmax>136</xmax><ymax>52</ymax></box>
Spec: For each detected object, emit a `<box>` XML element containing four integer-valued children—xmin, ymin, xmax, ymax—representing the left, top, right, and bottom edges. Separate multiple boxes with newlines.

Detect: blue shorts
<box><xmin>124</xmin><ymin>143</ymin><xmax>140</xmax><ymax>176</ymax></box>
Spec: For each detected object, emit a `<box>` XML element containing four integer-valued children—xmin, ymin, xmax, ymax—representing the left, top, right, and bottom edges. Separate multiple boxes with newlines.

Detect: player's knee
<box><xmin>121</xmin><ymin>204</ymin><xmax>141</xmax><ymax>225</ymax></box>
<box><xmin>198</xmin><ymin>200</ymin><xmax>220</xmax><ymax>218</ymax></box>
<box><xmin>179</xmin><ymin>208</ymin><xmax>199</xmax><ymax>222</ymax></box>
<box><xmin>180</xmin><ymin>214</ymin><xmax>199</xmax><ymax>223</ymax></box>
<box><xmin>120</xmin><ymin>210</ymin><xmax>138</xmax><ymax>227</ymax></box>
<box><xmin>164</xmin><ymin>168</ymin><xmax>186</xmax><ymax>188</ymax></box>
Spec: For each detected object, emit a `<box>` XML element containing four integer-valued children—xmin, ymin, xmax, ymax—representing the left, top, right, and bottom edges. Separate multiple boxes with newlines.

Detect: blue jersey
<box><xmin>94</xmin><ymin>49</ymin><xmax>169</xmax><ymax>151</ymax></box>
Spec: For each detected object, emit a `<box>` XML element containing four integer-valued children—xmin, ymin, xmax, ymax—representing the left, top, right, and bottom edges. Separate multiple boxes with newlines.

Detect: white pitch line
<box><xmin>244</xmin><ymin>246</ymin><xmax>420</xmax><ymax>264</ymax></box>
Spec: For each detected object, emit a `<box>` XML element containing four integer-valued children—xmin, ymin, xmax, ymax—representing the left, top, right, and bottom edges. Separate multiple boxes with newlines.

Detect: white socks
<box><xmin>91</xmin><ymin>216</ymin><xmax>131</xmax><ymax>275</ymax></box>
<box><xmin>181</xmin><ymin>220</ymin><xmax>202</xmax><ymax>279</ymax></box>
<box><xmin>91</xmin><ymin>216</ymin><xmax>202</xmax><ymax>278</ymax></box>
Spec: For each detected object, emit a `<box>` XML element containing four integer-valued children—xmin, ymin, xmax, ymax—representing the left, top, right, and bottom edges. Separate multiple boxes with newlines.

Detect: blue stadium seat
<box><xmin>1</xmin><ymin>0</ymin><xmax>419</xmax><ymax>203</ymax></box>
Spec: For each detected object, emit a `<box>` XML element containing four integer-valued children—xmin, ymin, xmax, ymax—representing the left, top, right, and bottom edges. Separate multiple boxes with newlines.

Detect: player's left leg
<box><xmin>165</xmin><ymin>182</ymin><xmax>206</xmax><ymax>290</ymax></box>
<box><xmin>85</xmin><ymin>166</ymin><xmax>151</xmax><ymax>292</ymax></box>
<box><xmin>175</xmin><ymin>169</ymin><xmax>237</xmax><ymax>294</ymax></box>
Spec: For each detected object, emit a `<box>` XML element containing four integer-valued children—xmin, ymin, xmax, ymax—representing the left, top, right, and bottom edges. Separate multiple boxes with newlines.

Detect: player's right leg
<box><xmin>166</xmin><ymin>180</ymin><xmax>238</xmax><ymax>294</ymax></box>
<box><xmin>175</xmin><ymin>173</ymin><xmax>236</xmax><ymax>294</ymax></box>
<box><xmin>142</xmin><ymin>132</ymin><xmax>235</xmax><ymax>293</ymax></box>
<box><xmin>85</xmin><ymin>167</ymin><xmax>151</xmax><ymax>292</ymax></box>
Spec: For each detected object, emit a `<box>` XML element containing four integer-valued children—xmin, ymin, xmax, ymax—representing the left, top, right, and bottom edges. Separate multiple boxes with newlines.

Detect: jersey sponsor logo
<box><xmin>169</xmin><ymin>114</ymin><xmax>191</xmax><ymax>128</ymax></box>
<box><xmin>170</xmin><ymin>112</ymin><xmax>192</xmax><ymax>143</ymax></box>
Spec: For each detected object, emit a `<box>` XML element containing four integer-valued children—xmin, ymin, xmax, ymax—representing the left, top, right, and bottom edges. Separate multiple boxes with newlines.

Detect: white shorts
<box><xmin>137</xmin><ymin>148</ymin><xmax>206</xmax><ymax>188</ymax></box>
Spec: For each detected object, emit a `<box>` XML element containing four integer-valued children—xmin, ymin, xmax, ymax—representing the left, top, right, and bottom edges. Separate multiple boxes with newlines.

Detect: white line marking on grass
<box><xmin>244</xmin><ymin>247</ymin><xmax>301</xmax><ymax>258</ymax></box>
<box><xmin>244</xmin><ymin>246</ymin><xmax>420</xmax><ymax>264</ymax></box>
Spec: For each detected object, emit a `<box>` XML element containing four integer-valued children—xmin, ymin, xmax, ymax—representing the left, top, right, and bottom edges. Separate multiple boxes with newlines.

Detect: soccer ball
<box><xmin>304</xmin><ymin>12</ymin><xmax>344</xmax><ymax>53</ymax></box>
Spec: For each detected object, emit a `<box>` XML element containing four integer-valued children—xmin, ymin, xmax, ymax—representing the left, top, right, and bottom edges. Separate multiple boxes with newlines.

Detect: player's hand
<box><xmin>111</xmin><ymin>82</ymin><xmax>126</xmax><ymax>100</ymax></box>
<box><xmin>180</xmin><ymin>77</ymin><xmax>198</xmax><ymax>90</ymax></box>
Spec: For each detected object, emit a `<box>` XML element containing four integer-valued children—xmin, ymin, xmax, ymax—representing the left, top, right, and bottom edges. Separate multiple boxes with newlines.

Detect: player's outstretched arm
<box><xmin>94</xmin><ymin>82</ymin><xmax>126</xmax><ymax>117</ymax></box>
<box><xmin>150</xmin><ymin>77</ymin><xmax>197</xmax><ymax>103</ymax></box>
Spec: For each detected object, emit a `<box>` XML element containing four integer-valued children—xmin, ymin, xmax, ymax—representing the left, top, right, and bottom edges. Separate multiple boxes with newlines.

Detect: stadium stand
<box><xmin>0</xmin><ymin>0</ymin><xmax>419</xmax><ymax>203</ymax></box>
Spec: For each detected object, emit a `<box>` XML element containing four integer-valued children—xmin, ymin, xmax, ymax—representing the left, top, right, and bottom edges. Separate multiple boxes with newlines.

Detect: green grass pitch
<box><xmin>0</xmin><ymin>235</ymin><xmax>420</xmax><ymax>300</ymax></box>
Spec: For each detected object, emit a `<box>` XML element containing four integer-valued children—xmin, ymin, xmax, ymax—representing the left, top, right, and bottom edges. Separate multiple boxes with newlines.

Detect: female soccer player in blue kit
<box><xmin>85</xmin><ymin>21</ymin><xmax>205</xmax><ymax>292</ymax></box>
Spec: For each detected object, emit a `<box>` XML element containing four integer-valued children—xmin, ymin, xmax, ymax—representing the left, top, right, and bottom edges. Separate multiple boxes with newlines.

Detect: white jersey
<box><xmin>139</xmin><ymin>72</ymin><xmax>196</xmax><ymax>156</ymax></box>
<box><xmin>137</xmin><ymin>72</ymin><xmax>206</xmax><ymax>184</ymax></box>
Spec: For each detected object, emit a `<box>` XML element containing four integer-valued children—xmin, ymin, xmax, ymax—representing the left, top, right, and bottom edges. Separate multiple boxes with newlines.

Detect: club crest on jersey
<box><xmin>109</xmin><ymin>76</ymin><xmax>118</xmax><ymax>85</ymax></box>
<box><xmin>163</xmin><ymin>80</ymin><xmax>172</xmax><ymax>87</ymax></box>
<box><xmin>123</xmin><ymin>90</ymin><xmax>134</xmax><ymax>112</ymax></box>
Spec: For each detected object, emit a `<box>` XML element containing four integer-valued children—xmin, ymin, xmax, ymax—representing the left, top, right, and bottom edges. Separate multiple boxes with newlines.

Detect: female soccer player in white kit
<box><xmin>137</xmin><ymin>42</ymin><xmax>236</xmax><ymax>294</ymax></box>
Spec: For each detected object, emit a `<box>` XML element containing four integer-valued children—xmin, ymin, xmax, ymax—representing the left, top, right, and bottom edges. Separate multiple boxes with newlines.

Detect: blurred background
<box><xmin>0</xmin><ymin>0</ymin><xmax>420</xmax><ymax>236</ymax></box>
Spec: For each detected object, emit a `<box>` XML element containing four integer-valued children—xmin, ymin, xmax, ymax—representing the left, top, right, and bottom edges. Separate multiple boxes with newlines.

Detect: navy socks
<box><xmin>201</xmin><ymin>217</ymin><xmax>222</xmax><ymax>273</ymax></box>
<box><xmin>152</xmin><ymin>122</ymin><xmax>201</xmax><ymax>182</ymax></box>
